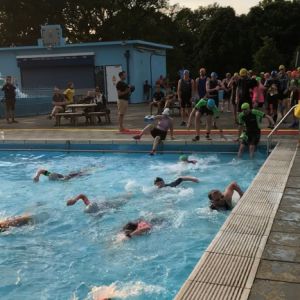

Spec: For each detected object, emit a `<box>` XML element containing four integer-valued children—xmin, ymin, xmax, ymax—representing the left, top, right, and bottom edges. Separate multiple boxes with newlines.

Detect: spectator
<box><xmin>1</xmin><ymin>75</ymin><xmax>17</xmax><ymax>123</ymax></box>
<box><xmin>143</xmin><ymin>80</ymin><xmax>151</xmax><ymax>102</ymax></box>
<box><xmin>149</xmin><ymin>84</ymin><xmax>165</xmax><ymax>115</ymax></box>
<box><xmin>206</xmin><ymin>72</ymin><xmax>222</xmax><ymax>128</ymax></box>
<box><xmin>228</xmin><ymin>72</ymin><xmax>240</xmax><ymax>124</ymax></box>
<box><xmin>221</xmin><ymin>73</ymin><xmax>232</xmax><ymax>112</ymax></box>
<box><xmin>252</xmin><ymin>77</ymin><xmax>265</xmax><ymax>109</ymax></box>
<box><xmin>63</xmin><ymin>81</ymin><xmax>75</xmax><ymax>105</ymax></box>
<box><xmin>195</xmin><ymin>68</ymin><xmax>207</xmax><ymax>99</ymax></box>
<box><xmin>94</xmin><ymin>87</ymin><xmax>110</xmax><ymax>120</ymax></box>
<box><xmin>236</xmin><ymin>68</ymin><xmax>257</xmax><ymax>112</ymax></box>
<box><xmin>116</xmin><ymin>71</ymin><xmax>132</xmax><ymax>132</ymax></box>
<box><xmin>48</xmin><ymin>87</ymin><xmax>66</xmax><ymax>121</ymax></box>
<box><xmin>177</xmin><ymin>70</ymin><xmax>194</xmax><ymax>126</ymax></box>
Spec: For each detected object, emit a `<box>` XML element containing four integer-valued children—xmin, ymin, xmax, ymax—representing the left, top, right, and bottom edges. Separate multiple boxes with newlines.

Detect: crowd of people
<box><xmin>126</xmin><ymin>65</ymin><xmax>300</xmax><ymax>158</ymax></box>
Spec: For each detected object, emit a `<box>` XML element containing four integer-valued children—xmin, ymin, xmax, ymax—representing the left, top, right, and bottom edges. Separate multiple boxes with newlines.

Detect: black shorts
<box><xmin>151</xmin><ymin>128</ymin><xmax>167</xmax><ymax>140</ymax></box>
<box><xmin>180</xmin><ymin>97</ymin><xmax>192</xmax><ymax>108</ymax></box>
<box><xmin>5</xmin><ymin>98</ymin><xmax>16</xmax><ymax>110</ymax></box>
<box><xmin>243</xmin><ymin>131</ymin><xmax>260</xmax><ymax>146</ymax></box>
<box><xmin>198</xmin><ymin>106</ymin><xmax>213</xmax><ymax>116</ymax></box>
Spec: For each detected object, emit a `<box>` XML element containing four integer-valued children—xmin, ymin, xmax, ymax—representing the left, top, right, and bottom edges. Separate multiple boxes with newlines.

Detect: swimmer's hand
<box><xmin>66</xmin><ymin>199</ymin><xmax>77</xmax><ymax>206</ymax></box>
<box><xmin>33</xmin><ymin>176</ymin><xmax>39</xmax><ymax>182</ymax></box>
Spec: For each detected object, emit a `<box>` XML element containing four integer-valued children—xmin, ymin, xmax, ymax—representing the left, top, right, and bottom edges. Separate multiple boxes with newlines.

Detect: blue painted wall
<box><xmin>0</xmin><ymin>96</ymin><xmax>52</xmax><ymax>117</ymax></box>
<box><xmin>0</xmin><ymin>41</ymin><xmax>170</xmax><ymax>104</ymax></box>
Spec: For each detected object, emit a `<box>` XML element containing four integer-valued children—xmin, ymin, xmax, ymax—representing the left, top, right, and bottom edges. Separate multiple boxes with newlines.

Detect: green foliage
<box><xmin>253</xmin><ymin>37</ymin><xmax>283</xmax><ymax>72</ymax></box>
<box><xmin>0</xmin><ymin>0</ymin><xmax>300</xmax><ymax>79</ymax></box>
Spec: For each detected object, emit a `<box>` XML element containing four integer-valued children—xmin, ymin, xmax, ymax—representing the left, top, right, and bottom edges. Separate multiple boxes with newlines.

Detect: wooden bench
<box><xmin>55</xmin><ymin>112</ymin><xmax>84</xmax><ymax>126</ymax></box>
<box><xmin>87</xmin><ymin>111</ymin><xmax>111</xmax><ymax>124</ymax></box>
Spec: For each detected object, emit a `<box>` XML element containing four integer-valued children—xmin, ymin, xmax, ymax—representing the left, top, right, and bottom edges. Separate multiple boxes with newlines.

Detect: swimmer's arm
<box><xmin>130</xmin><ymin>224</ymin><xmax>151</xmax><ymax>236</ymax></box>
<box><xmin>226</xmin><ymin>181</ymin><xmax>244</xmax><ymax>198</ymax></box>
<box><xmin>187</xmin><ymin>108</ymin><xmax>196</xmax><ymax>128</ymax></box>
<box><xmin>169</xmin><ymin>119</ymin><xmax>174</xmax><ymax>139</ymax></box>
<box><xmin>187</xmin><ymin>160</ymin><xmax>197</xmax><ymax>164</ymax></box>
<box><xmin>179</xmin><ymin>176</ymin><xmax>199</xmax><ymax>183</ymax></box>
<box><xmin>66</xmin><ymin>194</ymin><xmax>91</xmax><ymax>206</ymax></box>
<box><xmin>33</xmin><ymin>169</ymin><xmax>48</xmax><ymax>182</ymax></box>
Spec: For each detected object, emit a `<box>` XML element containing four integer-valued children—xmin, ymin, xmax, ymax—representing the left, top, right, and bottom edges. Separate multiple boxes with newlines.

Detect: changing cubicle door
<box><xmin>105</xmin><ymin>65</ymin><xmax>122</xmax><ymax>103</ymax></box>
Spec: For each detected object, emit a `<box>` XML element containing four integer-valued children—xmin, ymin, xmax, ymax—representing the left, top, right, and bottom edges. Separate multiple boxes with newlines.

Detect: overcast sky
<box><xmin>169</xmin><ymin>0</ymin><xmax>261</xmax><ymax>15</ymax></box>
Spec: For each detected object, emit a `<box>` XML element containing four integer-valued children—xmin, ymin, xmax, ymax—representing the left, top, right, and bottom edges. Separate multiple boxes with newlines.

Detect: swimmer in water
<box><xmin>122</xmin><ymin>220</ymin><xmax>152</xmax><ymax>238</ymax></box>
<box><xmin>154</xmin><ymin>176</ymin><xmax>199</xmax><ymax>188</ymax></box>
<box><xmin>179</xmin><ymin>154</ymin><xmax>197</xmax><ymax>164</ymax></box>
<box><xmin>0</xmin><ymin>214</ymin><xmax>33</xmax><ymax>232</ymax></box>
<box><xmin>33</xmin><ymin>169</ymin><xmax>85</xmax><ymax>182</ymax></box>
<box><xmin>66</xmin><ymin>193</ymin><xmax>132</xmax><ymax>214</ymax></box>
<box><xmin>208</xmin><ymin>181</ymin><xmax>244</xmax><ymax>210</ymax></box>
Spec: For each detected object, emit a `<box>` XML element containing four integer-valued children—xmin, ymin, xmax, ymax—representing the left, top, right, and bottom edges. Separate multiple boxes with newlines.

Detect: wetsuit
<box><xmin>179</xmin><ymin>79</ymin><xmax>192</xmax><ymax>108</ymax></box>
<box><xmin>238</xmin><ymin>109</ymin><xmax>265</xmax><ymax>146</ymax></box>
<box><xmin>165</xmin><ymin>178</ymin><xmax>183</xmax><ymax>187</ymax></box>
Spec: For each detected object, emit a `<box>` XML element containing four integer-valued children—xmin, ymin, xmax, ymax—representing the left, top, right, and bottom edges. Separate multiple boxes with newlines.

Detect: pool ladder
<box><xmin>267</xmin><ymin>104</ymin><xmax>299</xmax><ymax>154</ymax></box>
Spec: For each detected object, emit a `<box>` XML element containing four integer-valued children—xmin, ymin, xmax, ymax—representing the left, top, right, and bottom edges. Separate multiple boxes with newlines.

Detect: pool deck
<box><xmin>1</xmin><ymin>103</ymin><xmax>300</xmax><ymax>299</ymax></box>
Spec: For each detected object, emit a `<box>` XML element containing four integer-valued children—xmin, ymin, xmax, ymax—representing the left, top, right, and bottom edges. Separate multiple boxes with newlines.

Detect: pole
<box><xmin>295</xmin><ymin>50</ymin><xmax>299</xmax><ymax>68</ymax></box>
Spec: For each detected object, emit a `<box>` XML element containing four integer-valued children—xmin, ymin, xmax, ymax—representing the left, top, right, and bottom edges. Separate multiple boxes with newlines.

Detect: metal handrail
<box><xmin>267</xmin><ymin>104</ymin><xmax>298</xmax><ymax>154</ymax></box>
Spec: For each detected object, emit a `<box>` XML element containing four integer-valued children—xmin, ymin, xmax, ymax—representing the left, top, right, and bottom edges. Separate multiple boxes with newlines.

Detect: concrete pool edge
<box><xmin>0</xmin><ymin>138</ymin><xmax>267</xmax><ymax>154</ymax></box>
<box><xmin>174</xmin><ymin>141</ymin><xmax>298</xmax><ymax>300</ymax></box>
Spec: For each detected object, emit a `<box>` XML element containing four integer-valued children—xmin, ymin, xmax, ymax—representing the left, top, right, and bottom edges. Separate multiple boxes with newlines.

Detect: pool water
<box><xmin>0</xmin><ymin>151</ymin><xmax>265</xmax><ymax>300</ymax></box>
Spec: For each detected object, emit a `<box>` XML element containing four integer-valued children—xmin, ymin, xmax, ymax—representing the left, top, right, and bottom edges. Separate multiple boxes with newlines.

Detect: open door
<box><xmin>105</xmin><ymin>65</ymin><xmax>122</xmax><ymax>103</ymax></box>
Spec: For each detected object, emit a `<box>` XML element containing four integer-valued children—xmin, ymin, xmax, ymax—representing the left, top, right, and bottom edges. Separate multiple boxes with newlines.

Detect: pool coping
<box><xmin>174</xmin><ymin>141</ymin><xmax>299</xmax><ymax>300</ymax></box>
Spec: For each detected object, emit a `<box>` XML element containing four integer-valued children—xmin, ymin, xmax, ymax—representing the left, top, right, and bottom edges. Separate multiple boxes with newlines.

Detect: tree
<box><xmin>253</xmin><ymin>37</ymin><xmax>282</xmax><ymax>72</ymax></box>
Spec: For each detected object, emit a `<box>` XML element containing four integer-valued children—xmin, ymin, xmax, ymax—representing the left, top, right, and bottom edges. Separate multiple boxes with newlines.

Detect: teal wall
<box><xmin>0</xmin><ymin>42</ymin><xmax>169</xmax><ymax>104</ymax></box>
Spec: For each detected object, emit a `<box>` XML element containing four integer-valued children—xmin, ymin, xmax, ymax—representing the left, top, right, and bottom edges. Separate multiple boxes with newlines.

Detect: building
<box><xmin>0</xmin><ymin>25</ymin><xmax>172</xmax><ymax>105</ymax></box>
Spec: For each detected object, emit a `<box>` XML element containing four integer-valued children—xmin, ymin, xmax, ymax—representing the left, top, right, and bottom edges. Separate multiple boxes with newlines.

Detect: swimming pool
<box><xmin>0</xmin><ymin>151</ymin><xmax>265</xmax><ymax>299</ymax></box>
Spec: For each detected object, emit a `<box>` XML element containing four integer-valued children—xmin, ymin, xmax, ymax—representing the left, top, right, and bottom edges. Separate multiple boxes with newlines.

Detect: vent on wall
<box><xmin>40</xmin><ymin>25</ymin><xmax>62</xmax><ymax>47</ymax></box>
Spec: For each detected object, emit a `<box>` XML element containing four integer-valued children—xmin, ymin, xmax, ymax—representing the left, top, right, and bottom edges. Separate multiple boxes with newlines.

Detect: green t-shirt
<box><xmin>238</xmin><ymin>109</ymin><xmax>265</xmax><ymax>130</ymax></box>
<box><xmin>194</xmin><ymin>98</ymin><xmax>220</xmax><ymax>117</ymax></box>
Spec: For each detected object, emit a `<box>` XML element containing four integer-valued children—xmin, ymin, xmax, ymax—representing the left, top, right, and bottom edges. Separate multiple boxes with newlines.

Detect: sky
<box><xmin>169</xmin><ymin>0</ymin><xmax>261</xmax><ymax>15</ymax></box>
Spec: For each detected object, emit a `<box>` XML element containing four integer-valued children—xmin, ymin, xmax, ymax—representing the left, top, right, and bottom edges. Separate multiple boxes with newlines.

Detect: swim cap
<box><xmin>256</xmin><ymin>76</ymin><xmax>261</xmax><ymax>81</ymax></box>
<box><xmin>279</xmin><ymin>64</ymin><xmax>285</xmax><ymax>70</ymax></box>
<box><xmin>183</xmin><ymin>69</ymin><xmax>189</xmax><ymax>75</ymax></box>
<box><xmin>154</xmin><ymin>177</ymin><xmax>163</xmax><ymax>184</ymax></box>
<box><xmin>241</xmin><ymin>103</ymin><xmax>250</xmax><ymax>110</ymax></box>
<box><xmin>162</xmin><ymin>108</ymin><xmax>170</xmax><ymax>116</ymax></box>
<box><xmin>239</xmin><ymin>68</ymin><xmax>247</xmax><ymax>76</ymax></box>
<box><xmin>271</xmin><ymin>70</ymin><xmax>277</xmax><ymax>77</ymax></box>
<box><xmin>179</xmin><ymin>154</ymin><xmax>188</xmax><ymax>161</ymax></box>
<box><xmin>207</xmin><ymin>99</ymin><xmax>215</xmax><ymax>108</ymax></box>
<box><xmin>211</xmin><ymin>72</ymin><xmax>218</xmax><ymax>78</ymax></box>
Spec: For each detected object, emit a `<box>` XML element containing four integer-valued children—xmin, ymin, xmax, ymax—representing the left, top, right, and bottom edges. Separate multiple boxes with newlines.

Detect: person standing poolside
<box><xmin>177</xmin><ymin>69</ymin><xmax>194</xmax><ymax>126</ymax></box>
<box><xmin>116</xmin><ymin>71</ymin><xmax>133</xmax><ymax>132</ymax></box>
<box><xmin>2</xmin><ymin>75</ymin><xmax>17</xmax><ymax>124</ymax></box>
<box><xmin>187</xmin><ymin>98</ymin><xmax>220</xmax><ymax>141</ymax></box>
<box><xmin>236</xmin><ymin>68</ymin><xmax>257</xmax><ymax>112</ymax></box>
<box><xmin>133</xmin><ymin>108</ymin><xmax>174</xmax><ymax>155</ymax></box>
<box><xmin>63</xmin><ymin>81</ymin><xmax>75</xmax><ymax>105</ymax></box>
<box><xmin>195</xmin><ymin>67</ymin><xmax>207</xmax><ymax>99</ymax></box>
<box><xmin>154</xmin><ymin>176</ymin><xmax>199</xmax><ymax>188</ymax></box>
<box><xmin>0</xmin><ymin>214</ymin><xmax>33</xmax><ymax>232</ymax></box>
<box><xmin>66</xmin><ymin>193</ymin><xmax>132</xmax><ymax>214</ymax></box>
<box><xmin>208</xmin><ymin>181</ymin><xmax>244</xmax><ymax>210</ymax></box>
<box><xmin>237</xmin><ymin>102</ymin><xmax>274</xmax><ymax>158</ymax></box>
<box><xmin>33</xmin><ymin>169</ymin><xmax>85</xmax><ymax>182</ymax></box>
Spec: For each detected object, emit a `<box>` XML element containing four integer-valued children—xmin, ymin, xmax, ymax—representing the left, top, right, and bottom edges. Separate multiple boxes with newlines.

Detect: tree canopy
<box><xmin>0</xmin><ymin>0</ymin><xmax>300</xmax><ymax>79</ymax></box>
